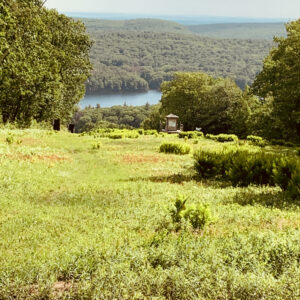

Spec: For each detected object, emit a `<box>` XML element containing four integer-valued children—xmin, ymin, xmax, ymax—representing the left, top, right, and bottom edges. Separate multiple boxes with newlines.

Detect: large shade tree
<box><xmin>0</xmin><ymin>0</ymin><xmax>92</xmax><ymax>125</ymax></box>
<box><xmin>252</xmin><ymin>19</ymin><xmax>300</xmax><ymax>142</ymax></box>
<box><xmin>160</xmin><ymin>72</ymin><xmax>249</xmax><ymax>135</ymax></box>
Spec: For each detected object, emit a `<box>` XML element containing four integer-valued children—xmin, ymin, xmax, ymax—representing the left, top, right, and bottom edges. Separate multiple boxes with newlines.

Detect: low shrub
<box><xmin>286</xmin><ymin>171</ymin><xmax>300</xmax><ymax>199</ymax></box>
<box><xmin>170</xmin><ymin>195</ymin><xmax>213</xmax><ymax>230</ymax></box>
<box><xmin>137</xmin><ymin>129</ymin><xmax>144</xmax><ymax>135</ymax></box>
<box><xmin>88</xmin><ymin>129</ymin><xmax>139</xmax><ymax>139</ymax></box>
<box><xmin>247</xmin><ymin>135</ymin><xmax>267</xmax><ymax>147</ymax></box>
<box><xmin>194</xmin><ymin>149</ymin><xmax>300</xmax><ymax>199</ymax></box>
<box><xmin>194</xmin><ymin>150</ymin><xmax>231</xmax><ymax>178</ymax></box>
<box><xmin>107</xmin><ymin>133</ymin><xmax>124</xmax><ymax>139</ymax></box>
<box><xmin>178</xmin><ymin>131</ymin><xmax>204</xmax><ymax>139</ymax></box>
<box><xmin>227</xmin><ymin>151</ymin><xmax>276</xmax><ymax>186</ymax></box>
<box><xmin>206</xmin><ymin>133</ymin><xmax>238</xmax><ymax>143</ymax></box>
<box><xmin>5</xmin><ymin>135</ymin><xmax>14</xmax><ymax>144</ymax></box>
<box><xmin>144</xmin><ymin>130</ymin><xmax>158</xmax><ymax>135</ymax></box>
<box><xmin>124</xmin><ymin>131</ymin><xmax>139</xmax><ymax>139</ymax></box>
<box><xmin>270</xmin><ymin>139</ymin><xmax>297</xmax><ymax>148</ymax></box>
<box><xmin>170</xmin><ymin>194</ymin><xmax>188</xmax><ymax>224</ymax></box>
<box><xmin>159</xmin><ymin>142</ymin><xmax>190</xmax><ymax>155</ymax></box>
<box><xmin>247</xmin><ymin>135</ymin><xmax>263</xmax><ymax>143</ymax></box>
<box><xmin>184</xmin><ymin>203</ymin><xmax>213</xmax><ymax>230</ymax></box>
<box><xmin>91</xmin><ymin>141</ymin><xmax>101</xmax><ymax>149</ymax></box>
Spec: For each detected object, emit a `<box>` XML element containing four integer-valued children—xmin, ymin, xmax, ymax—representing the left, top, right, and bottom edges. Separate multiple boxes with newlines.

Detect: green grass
<box><xmin>0</xmin><ymin>129</ymin><xmax>299</xmax><ymax>299</ymax></box>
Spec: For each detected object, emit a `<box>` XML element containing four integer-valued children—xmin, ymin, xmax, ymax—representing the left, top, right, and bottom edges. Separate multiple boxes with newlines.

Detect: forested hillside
<box><xmin>84</xmin><ymin>19</ymin><xmax>273</xmax><ymax>94</ymax></box>
<box><xmin>79</xmin><ymin>18</ymin><xmax>190</xmax><ymax>34</ymax></box>
<box><xmin>188</xmin><ymin>23</ymin><xmax>286</xmax><ymax>39</ymax></box>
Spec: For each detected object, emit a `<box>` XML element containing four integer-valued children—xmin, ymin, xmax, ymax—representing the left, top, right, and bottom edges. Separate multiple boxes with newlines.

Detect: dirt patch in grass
<box><xmin>121</xmin><ymin>153</ymin><xmax>174</xmax><ymax>164</ymax></box>
<box><xmin>263</xmin><ymin>217</ymin><xmax>300</xmax><ymax>230</ymax></box>
<box><xmin>52</xmin><ymin>281</ymin><xmax>72</xmax><ymax>296</ymax></box>
<box><xmin>21</xmin><ymin>137</ymin><xmax>43</xmax><ymax>147</ymax></box>
<box><xmin>2</xmin><ymin>153</ymin><xmax>71</xmax><ymax>162</ymax></box>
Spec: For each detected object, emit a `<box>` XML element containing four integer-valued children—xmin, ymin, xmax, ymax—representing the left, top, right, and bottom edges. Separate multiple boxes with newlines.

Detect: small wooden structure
<box><xmin>163</xmin><ymin>114</ymin><xmax>180</xmax><ymax>133</ymax></box>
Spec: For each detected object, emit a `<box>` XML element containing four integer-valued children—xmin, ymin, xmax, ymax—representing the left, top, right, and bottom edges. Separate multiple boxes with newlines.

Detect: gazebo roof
<box><xmin>166</xmin><ymin>114</ymin><xmax>179</xmax><ymax>119</ymax></box>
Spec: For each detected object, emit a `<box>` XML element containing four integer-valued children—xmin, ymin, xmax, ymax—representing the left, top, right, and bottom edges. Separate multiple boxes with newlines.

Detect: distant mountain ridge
<box><xmin>78</xmin><ymin>18</ymin><xmax>190</xmax><ymax>34</ymax></box>
<box><xmin>66</xmin><ymin>12</ymin><xmax>288</xmax><ymax>25</ymax></box>
<box><xmin>76</xmin><ymin>17</ymin><xmax>285</xmax><ymax>94</ymax></box>
<box><xmin>79</xmin><ymin>17</ymin><xmax>286</xmax><ymax>39</ymax></box>
<box><xmin>188</xmin><ymin>23</ymin><xmax>286</xmax><ymax>40</ymax></box>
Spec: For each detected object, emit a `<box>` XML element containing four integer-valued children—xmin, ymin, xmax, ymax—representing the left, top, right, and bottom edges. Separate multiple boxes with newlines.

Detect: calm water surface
<box><xmin>80</xmin><ymin>90</ymin><xmax>162</xmax><ymax>108</ymax></box>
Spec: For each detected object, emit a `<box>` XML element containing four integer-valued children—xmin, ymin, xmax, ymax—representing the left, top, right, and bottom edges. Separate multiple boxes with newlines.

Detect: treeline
<box><xmin>85</xmin><ymin>27</ymin><xmax>272</xmax><ymax>93</ymax></box>
<box><xmin>73</xmin><ymin>103</ymin><xmax>154</xmax><ymax>132</ymax></box>
<box><xmin>144</xmin><ymin>18</ymin><xmax>300</xmax><ymax>143</ymax></box>
<box><xmin>153</xmin><ymin>72</ymin><xmax>279</xmax><ymax>139</ymax></box>
<box><xmin>79</xmin><ymin>18</ymin><xmax>190</xmax><ymax>34</ymax></box>
<box><xmin>188</xmin><ymin>23</ymin><xmax>286</xmax><ymax>40</ymax></box>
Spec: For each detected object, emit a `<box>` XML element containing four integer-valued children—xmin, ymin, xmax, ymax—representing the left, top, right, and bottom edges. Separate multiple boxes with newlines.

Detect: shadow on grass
<box><xmin>126</xmin><ymin>173</ymin><xmax>197</xmax><ymax>184</ymax></box>
<box><xmin>125</xmin><ymin>173</ymin><xmax>233</xmax><ymax>188</ymax></box>
<box><xmin>225</xmin><ymin>188</ymin><xmax>300</xmax><ymax>209</ymax></box>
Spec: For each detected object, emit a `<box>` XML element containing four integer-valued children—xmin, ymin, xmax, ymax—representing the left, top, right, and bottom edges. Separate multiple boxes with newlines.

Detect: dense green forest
<box><xmin>73</xmin><ymin>103</ymin><xmax>154</xmax><ymax>132</ymax></box>
<box><xmin>84</xmin><ymin>19</ymin><xmax>273</xmax><ymax>93</ymax></box>
<box><xmin>188</xmin><ymin>23</ymin><xmax>286</xmax><ymax>40</ymax></box>
<box><xmin>77</xmin><ymin>18</ymin><xmax>280</xmax><ymax>94</ymax></box>
<box><xmin>79</xmin><ymin>18</ymin><xmax>191</xmax><ymax>34</ymax></box>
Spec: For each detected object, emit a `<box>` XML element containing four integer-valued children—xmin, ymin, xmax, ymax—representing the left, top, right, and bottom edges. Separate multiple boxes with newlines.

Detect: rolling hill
<box><xmin>188</xmin><ymin>22</ymin><xmax>286</xmax><ymax>40</ymax></box>
<box><xmin>78</xmin><ymin>18</ymin><xmax>191</xmax><ymax>34</ymax></box>
<box><xmin>79</xmin><ymin>18</ymin><xmax>282</xmax><ymax>94</ymax></box>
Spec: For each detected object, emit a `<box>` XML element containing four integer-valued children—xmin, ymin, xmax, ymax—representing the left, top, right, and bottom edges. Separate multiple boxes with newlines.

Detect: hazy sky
<box><xmin>44</xmin><ymin>0</ymin><xmax>299</xmax><ymax>19</ymax></box>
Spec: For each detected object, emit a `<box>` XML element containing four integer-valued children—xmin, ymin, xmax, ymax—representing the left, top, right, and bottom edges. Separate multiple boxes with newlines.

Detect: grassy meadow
<box><xmin>0</xmin><ymin>129</ymin><xmax>299</xmax><ymax>299</ymax></box>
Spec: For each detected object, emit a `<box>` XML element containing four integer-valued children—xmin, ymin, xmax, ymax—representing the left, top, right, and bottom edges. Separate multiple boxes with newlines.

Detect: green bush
<box><xmin>184</xmin><ymin>203</ymin><xmax>213</xmax><ymax>230</ymax></box>
<box><xmin>170</xmin><ymin>195</ymin><xmax>213</xmax><ymax>230</ymax></box>
<box><xmin>194</xmin><ymin>150</ymin><xmax>230</xmax><ymax>178</ymax></box>
<box><xmin>170</xmin><ymin>194</ymin><xmax>188</xmax><ymax>224</ymax></box>
<box><xmin>144</xmin><ymin>129</ymin><xmax>158</xmax><ymax>135</ymax></box>
<box><xmin>272</xmin><ymin>156</ymin><xmax>300</xmax><ymax>199</ymax></box>
<box><xmin>206</xmin><ymin>133</ymin><xmax>238</xmax><ymax>143</ymax></box>
<box><xmin>5</xmin><ymin>135</ymin><xmax>14</xmax><ymax>145</ymax></box>
<box><xmin>87</xmin><ymin>129</ymin><xmax>140</xmax><ymax>139</ymax></box>
<box><xmin>124</xmin><ymin>131</ymin><xmax>139</xmax><ymax>139</ymax></box>
<box><xmin>137</xmin><ymin>129</ymin><xmax>144</xmax><ymax>135</ymax></box>
<box><xmin>227</xmin><ymin>151</ymin><xmax>275</xmax><ymax>186</ymax></box>
<box><xmin>247</xmin><ymin>135</ymin><xmax>263</xmax><ymax>143</ymax></box>
<box><xmin>159</xmin><ymin>142</ymin><xmax>191</xmax><ymax>155</ymax></box>
<box><xmin>108</xmin><ymin>133</ymin><xmax>124</xmax><ymax>139</ymax></box>
<box><xmin>91</xmin><ymin>141</ymin><xmax>101</xmax><ymax>149</ymax></box>
<box><xmin>285</xmin><ymin>141</ymin><xmax>297</xmax><ymax>147</ymax></box>
<box><xmin>247</xmin><ymin>135</ymin><xmax>267</xmax><ymax>147</ymax></box>
<box><xmin>286</xmin><ymin>171</ymin><xmax>300</xmax><ymax>199</ymax></box>
<box><xmin>178</xmin><ymin>131</ymin><xmax>198</xmax><ymax>139</ymax></box>
<box><xmin>270</xmin><ymin>139</ymin><xmax>297</xmax><ymax>147</ymax></box>
<box><xmin>194</xmin><ymin>149</ymin><xmax>300</xmax><ymax>199</ymax></box>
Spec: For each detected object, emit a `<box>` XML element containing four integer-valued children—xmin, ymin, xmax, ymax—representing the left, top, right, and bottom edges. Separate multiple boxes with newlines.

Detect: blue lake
<box><xmin>80</xmin><ymin>90</ymin><xmax>162</xmax><ymax>108</ymax></box>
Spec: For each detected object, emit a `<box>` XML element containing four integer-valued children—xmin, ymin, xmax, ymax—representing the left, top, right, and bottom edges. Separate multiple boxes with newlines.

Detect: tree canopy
<box><xmin>0</xmin><ymin>0</ymin><xmax>92</xmax><ymax>125</ymax></box>
<box><xmin>252</xmin><ymin>19</ymin><xmax>300</xmax><ymax>142</ymax></box>
<box><xmin>72</xmin><ymin>103</ymin><xmax>154</xmax><ymax>133</ymax></box>
<box><xmin>160</xmin><ymin>72</ymin><xmax>249</xmax><ymax>135</ymax></box>
<box><xmin>83</xmin><ymin>21</ymin><xmax>272</xmax><ymax>94</ymax></box>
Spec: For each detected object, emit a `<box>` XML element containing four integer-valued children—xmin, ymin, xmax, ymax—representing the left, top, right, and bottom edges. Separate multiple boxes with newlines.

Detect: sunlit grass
<box><xmin>0</xmin><ymin>129</ymin><xmax>299</xmax><ymax>298</ymax></box>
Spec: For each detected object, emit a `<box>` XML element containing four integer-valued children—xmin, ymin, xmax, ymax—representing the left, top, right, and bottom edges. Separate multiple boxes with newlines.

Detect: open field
<box><xmin>0</xmin><ymin>129</ymin><xmax>299</xmax><ymax>299</ymax></box>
